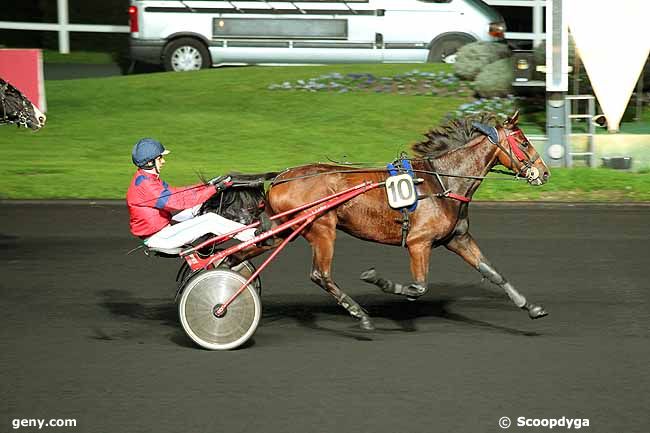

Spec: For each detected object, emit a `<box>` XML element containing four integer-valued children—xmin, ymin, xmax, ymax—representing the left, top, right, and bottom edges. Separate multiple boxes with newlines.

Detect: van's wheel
<box><xmin>179</xmin><ymin>269</ymin><xmax>261</xmax><ymax>350</ymax></box>
<box><xmin>163</xmin><ymin>37</ymin><xmax>210</xmax><ymax>72</ymax></box>
<box><xmin>427</xmin><ymin>35</ymin><xmax>474</xmax><ymax>63</ymax></box>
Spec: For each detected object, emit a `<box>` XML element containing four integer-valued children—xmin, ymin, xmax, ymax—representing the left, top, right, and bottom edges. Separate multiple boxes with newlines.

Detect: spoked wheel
<box><xmin>179</xmin><ymin>269</ymin><xmax>261</xmax><ymax>350</ymax></box>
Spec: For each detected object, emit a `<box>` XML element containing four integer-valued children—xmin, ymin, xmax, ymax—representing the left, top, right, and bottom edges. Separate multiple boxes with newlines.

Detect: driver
<box><xmin>126</xmin><ymin>138</ymin><xmax>257</xmax><ymax>252</ymax></box>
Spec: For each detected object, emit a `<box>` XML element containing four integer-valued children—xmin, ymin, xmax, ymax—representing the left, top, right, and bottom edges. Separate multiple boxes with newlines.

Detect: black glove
<box><xmin>208</xmin><ymin>175</ymin><xmax>232</xmax><ymax>192</ymax></box>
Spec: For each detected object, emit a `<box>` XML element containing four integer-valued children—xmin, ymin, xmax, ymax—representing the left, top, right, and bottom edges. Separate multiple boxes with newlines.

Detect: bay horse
<box><xmin>263</xmin><ymin>112</ymin><xmax>550</xmax><ymax>330</ymax></box>
<box><xmin>0</xmin><ymin>77</ymin><xmax>46</xmax><ymax>130</ymax></box>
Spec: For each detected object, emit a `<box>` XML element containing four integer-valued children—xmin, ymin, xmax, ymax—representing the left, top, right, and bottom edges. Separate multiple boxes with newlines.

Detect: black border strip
<box><xmin>293</xmin><ymin>41</ymin><xmax>374</xmax><ymax>49</ymax></box>
<box><xmin>207</xmin><ymin>41</ymin><xmax>428</xmax><ymax>49</ymax></box>
<box><xmin>226</xmin><ymin>40</ymin><xmax>291</xmax><ymax>48</ymax></box>
<box><xmin>145</xmin><ymin>7</ymin><xmax>378</xmax><ymax>16</ymax></box>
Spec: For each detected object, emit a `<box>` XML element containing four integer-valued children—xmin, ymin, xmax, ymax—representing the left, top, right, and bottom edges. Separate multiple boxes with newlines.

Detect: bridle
<box><xmin>0</xmin><ymin>81</ymin><xmax>37</xmax><ymax>129</ymax></box>
<box><xmin>493</xmin><ymin>126</ymin><xmax>542</xmax><ymax>183</ymax></box>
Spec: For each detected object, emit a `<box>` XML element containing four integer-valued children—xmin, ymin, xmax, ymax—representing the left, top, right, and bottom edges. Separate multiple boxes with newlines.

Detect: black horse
<box><xmin>0</xmin><ymin>77</ymin><xmax>46</xmax><ymax>130</ymax></box>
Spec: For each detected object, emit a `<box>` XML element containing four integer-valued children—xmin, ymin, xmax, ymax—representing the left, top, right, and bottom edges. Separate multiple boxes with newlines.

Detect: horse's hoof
<box><xmin>404</xmin><ymin>283</ymin><xmax>427</xmax><ymax>299</ymax></box>
<box><xmin>359</xmin><ymin>317</ymin><xmax>375</xmax><ymax>331</ymax></box>
<box><xmin>360</xmin><ymin>268</ymin><xmax>378</xmax><ymax>283</ymax></box>
<box><xmin>525</xmin><ymin>303</ymin><xmax>548</xmax><ymax>319</ymax></box>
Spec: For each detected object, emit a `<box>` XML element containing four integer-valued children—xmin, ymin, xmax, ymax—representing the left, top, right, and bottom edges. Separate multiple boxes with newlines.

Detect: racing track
<box><xmin>1</xmin><ymin>202</ymin><xmax>648</xmax><ymax>433</ymax></box>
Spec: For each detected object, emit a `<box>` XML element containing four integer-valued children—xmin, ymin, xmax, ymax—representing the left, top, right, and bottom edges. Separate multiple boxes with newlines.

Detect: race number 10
<box><xmin>385</xmin><ymin>174</ymin><xmax>416</xmax><ymax>209</ymax></box>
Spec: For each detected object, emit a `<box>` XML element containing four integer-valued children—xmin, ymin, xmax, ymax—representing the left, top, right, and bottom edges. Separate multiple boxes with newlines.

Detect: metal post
<box><xmin>57</xmin><ymin>0</ymin><xmax>70</xmax><ymax>54</ymax></box>
<box><xmin>572</xmin><ymin>53</ymin><xmax>581</xmax><ymax>114</ymax></box>
<box><xmin>560</xmin><ymin>94</ymin><xmax>571</xmax><ymax>168</ymax></box>
<box><xmin>588</xmin><ymin>96</ymin><xmax>595</xmax><ymax>167</ymax></box>
<box><xmin>545</xmin><ymin>0</ymin><xmax>569</xmax><ymax>167</ymax></box>
<box><xmin>533</xmin><ymin>0</ymin><xmax>544</xmax><ymax>48</ymax></box>
<box><xmin>635</xmin><ymin>62</ymin><xmax>645</xmax><ymax>122</ymax></box>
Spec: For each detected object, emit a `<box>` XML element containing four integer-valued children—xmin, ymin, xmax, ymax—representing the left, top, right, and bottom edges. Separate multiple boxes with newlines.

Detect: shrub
<box><xmin>473</xmin><ymin>59</ymin><xmax>513</xmax><ymax>98</ymax></box>
<box><xmin>453</xmin><ymin>42</ymin><xmax>511</xmax><ymax>81</ymax></box>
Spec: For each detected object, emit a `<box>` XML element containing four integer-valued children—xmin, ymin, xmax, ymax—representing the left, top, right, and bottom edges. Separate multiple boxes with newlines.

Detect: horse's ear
<box><xmin>505</xmin><ymin>110</ymin><xmax>520</xmax><ymax>127</ymax></box>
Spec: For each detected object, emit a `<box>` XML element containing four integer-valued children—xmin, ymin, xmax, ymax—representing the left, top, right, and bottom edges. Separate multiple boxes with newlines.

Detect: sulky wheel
<box><xmin>229</xmin><ymin>260</ymin><xmax>262</xmax><ymax>295</ymax></box>
<box><xmin>179</xmin><ymin>269</ymin><xmax>261</xmax><ymax>350</ymax></box>
<box><xmin>176</xmin><ymin>259</ymin><xmax>262</xmax><ymax>298</ymax></box>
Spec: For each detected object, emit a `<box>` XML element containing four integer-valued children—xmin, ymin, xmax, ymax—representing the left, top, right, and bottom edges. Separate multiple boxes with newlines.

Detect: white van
<box><xmin>128</xmin><ymin>0</ymin><xmax>505</xmax><ymax>71</ymax></box>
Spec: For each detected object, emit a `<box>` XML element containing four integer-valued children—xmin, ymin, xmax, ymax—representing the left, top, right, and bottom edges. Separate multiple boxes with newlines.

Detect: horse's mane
<box><xmin>411</xmin><ymin>112</ymin><xmax>499</xmax><ymax>158</ymax></box>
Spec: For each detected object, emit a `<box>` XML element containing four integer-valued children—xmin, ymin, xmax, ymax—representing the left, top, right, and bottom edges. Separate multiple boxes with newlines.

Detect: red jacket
<box><xmin>126</xmin><ymin>169</ymin><xmax>217</xmax><ymax>238</ymax></box>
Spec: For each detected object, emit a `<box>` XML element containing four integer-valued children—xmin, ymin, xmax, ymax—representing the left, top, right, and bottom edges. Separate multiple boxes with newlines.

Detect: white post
<box><xmin>57</xmin><ymin>0</ymin><xmax>70</xmax><ymax>54</ymax></box>
<box><xmin>533</xmin><ymin>0</ymin><xmax>544</xmax><ymax>47</ymax></box>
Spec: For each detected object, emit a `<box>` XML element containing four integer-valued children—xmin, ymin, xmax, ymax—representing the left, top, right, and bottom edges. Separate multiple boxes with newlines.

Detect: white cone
<box><xmin>566</xmin><ymin>0</ymin><xmax>650</xmax><ymax>132</ymax></box>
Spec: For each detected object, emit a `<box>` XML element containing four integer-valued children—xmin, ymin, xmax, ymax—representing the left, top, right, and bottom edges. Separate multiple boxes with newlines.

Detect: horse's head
<box><xmin>0</xmin><ymin>79</ymin><xmax>47</xmax><ymax>131</ymax></box>
<box><xmin>492</xmin><ymin>111</ymin><xmax>550</xmax><ymax>186</ymax></box>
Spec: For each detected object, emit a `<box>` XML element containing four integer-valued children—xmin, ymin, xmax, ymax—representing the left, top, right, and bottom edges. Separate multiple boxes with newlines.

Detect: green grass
<box><xmin>42</xmin><ymin>50</ymin><xmax>114</xmax><ymax>64</ymax></box>
<box><xmin>475</xmin><ymin>168</ymin><xmax>650</xmax><ymax>201</ymax></box>
<box><xmin>1</xmin><ymin>63</ymin><xmax>649</xmax><ymax>201</ymax></box>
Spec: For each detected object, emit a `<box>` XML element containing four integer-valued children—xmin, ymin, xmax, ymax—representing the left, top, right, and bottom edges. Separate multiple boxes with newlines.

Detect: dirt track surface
<box><xmin>1</xmin><ymin>202</ymin><xmax>648</xmax><ymax>433</ymax></box>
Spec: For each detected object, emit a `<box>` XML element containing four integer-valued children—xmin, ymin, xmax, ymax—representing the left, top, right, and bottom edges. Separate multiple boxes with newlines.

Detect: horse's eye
<box><xmin>521</xmin><ymin>141</ymin><xmax>529</xmax><ymax>147</ymax></box>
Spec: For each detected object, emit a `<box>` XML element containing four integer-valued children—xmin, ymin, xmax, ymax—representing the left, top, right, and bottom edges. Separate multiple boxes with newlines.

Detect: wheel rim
<box><xmin>442</xmin><ymin>53</ymin><xmax>458</xmax><ymax>64</ymax></box>
<box><xmin>179</xmin><ymin>270</ymin><xmax>261</xmax><ymax>350</ymax></box>
<box><xmin>171</xmin><ymin>46</ymin><xmax>203</xmax><ymax>71</ymax></box>
<box><xmin>439</xmin><ymin>43</ymin><xmax>460</xmax><ymax>62</ymax></box>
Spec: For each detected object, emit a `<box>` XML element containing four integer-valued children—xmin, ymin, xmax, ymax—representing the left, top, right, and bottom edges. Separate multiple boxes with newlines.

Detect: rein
<box><xmin>272</xmin><ymin>127</ymin><xmax>539</xmax><ymax>203</ymax></box>
<box><xmin>270</xmin><ymin>165</ymin><xmax>520</xmax><ymax>185</ymax></box>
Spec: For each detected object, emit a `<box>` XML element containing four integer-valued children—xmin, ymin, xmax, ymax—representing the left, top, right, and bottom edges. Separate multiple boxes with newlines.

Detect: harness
<box><xmin>386</xmin><ymin>154</ymin><xmax>419</xmax><ymax>247</ymax></box>
<box><xmin>472</xmin><ymin>121</ymin><xmax>541</xmax><ymax>181</ymax></box>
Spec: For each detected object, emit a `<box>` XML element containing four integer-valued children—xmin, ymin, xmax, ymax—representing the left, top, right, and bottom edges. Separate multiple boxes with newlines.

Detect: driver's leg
<box><xmin>145</xmin><ymin>213</ymin><xmax>255</xmax><ymax>251</ymax></box>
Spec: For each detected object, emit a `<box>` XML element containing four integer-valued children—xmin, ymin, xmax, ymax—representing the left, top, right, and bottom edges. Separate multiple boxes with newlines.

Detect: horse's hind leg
<box><xmin>445</xmin><ymin>232</ymin><xmax>547</xmax><ymax>319</ymax></box>
<box><xmin>360</xmin><ymin>242</ymin><xmax>430</xmax><ymax>300</ymax></box>
<box><xmin>304</xmin><ymin>218</ymin><xmax>375</xmax><ymax>331</ymax></box>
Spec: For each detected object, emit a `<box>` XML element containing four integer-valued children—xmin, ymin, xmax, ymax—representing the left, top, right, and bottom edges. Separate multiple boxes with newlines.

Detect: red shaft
<box><xmin>204</xmin><ymin>181</ymin><xmax>380</xmax><ymax>269</ymax></box>
<box><xmin>183</xmin><ymin>181</ymin><xmax>375</xmax><ymax>255</ymax></box>
<box><xmin>215</xmin><ymin>215</ymin><xmax>315</xmax><ymax>316</ymax></box>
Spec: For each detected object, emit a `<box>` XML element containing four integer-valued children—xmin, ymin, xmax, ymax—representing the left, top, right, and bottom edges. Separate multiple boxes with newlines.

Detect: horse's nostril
<box><xmin>543</xmin><ymin>172</ymin><xmax>550</xmax><ymax>181</ymax></box>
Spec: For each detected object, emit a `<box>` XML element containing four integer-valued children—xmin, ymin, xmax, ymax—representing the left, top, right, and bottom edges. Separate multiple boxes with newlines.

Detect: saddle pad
<box><xmin>386</xmin><ymin>158</ymin><xmax>417</xmax><ymax>212</ymax></box>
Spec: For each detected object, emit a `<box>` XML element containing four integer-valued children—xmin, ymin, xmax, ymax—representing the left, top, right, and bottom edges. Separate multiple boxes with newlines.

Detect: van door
<box><xmin>209</xmin><ymin>1</ymin><xmax>384</xmax><ymax>64</ymax></box>
<box><xmin>378</xmin><ymin>0</ymin><xmax>462</xmax><ymax>63</ymax></box>
<box><xmin>326</xmin><ymin>1</ymin><xmax>384</xmax><ymax>63</ymax></box>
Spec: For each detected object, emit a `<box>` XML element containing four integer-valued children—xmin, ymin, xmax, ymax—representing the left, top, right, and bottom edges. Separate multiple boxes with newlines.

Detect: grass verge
<box><xmin>1</xmin><ymin>64</ymin><xmax>648</xmax><ymax>200</ymax></box>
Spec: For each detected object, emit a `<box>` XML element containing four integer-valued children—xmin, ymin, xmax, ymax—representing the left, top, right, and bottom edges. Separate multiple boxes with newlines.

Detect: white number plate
<box><xmin>385</xmin><ymin>174</ymin><xmax>416</xmax><ymax>209</ymax></box>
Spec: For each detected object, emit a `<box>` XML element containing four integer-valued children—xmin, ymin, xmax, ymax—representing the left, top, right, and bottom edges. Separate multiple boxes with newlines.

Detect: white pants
<box><xmin>145</xmin><ymin>213</ymin><xmax>256</xmax><ymax>251</ymax></box>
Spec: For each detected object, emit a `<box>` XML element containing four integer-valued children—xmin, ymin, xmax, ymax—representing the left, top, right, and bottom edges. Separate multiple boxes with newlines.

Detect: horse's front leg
<box><xmin>360</xmin><ymin>242</ymin><xmax>430</xmax><ymax>300</ymax></box>
<box><xmin>445</xmin><ymin>233</ymin><xmax>548</xmax><ymax>319</ymax></box>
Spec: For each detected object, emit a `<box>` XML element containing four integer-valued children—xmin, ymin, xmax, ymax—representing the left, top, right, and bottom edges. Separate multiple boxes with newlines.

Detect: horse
<box><xmin>0</xmin><ymin>77</ymin><xmax>47</xmax><ymax>130</ymax></box>
<box><xmin>259</xmin><ymin>111</ymin><xmax>551</xmax><ymax>330</ymax></box>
